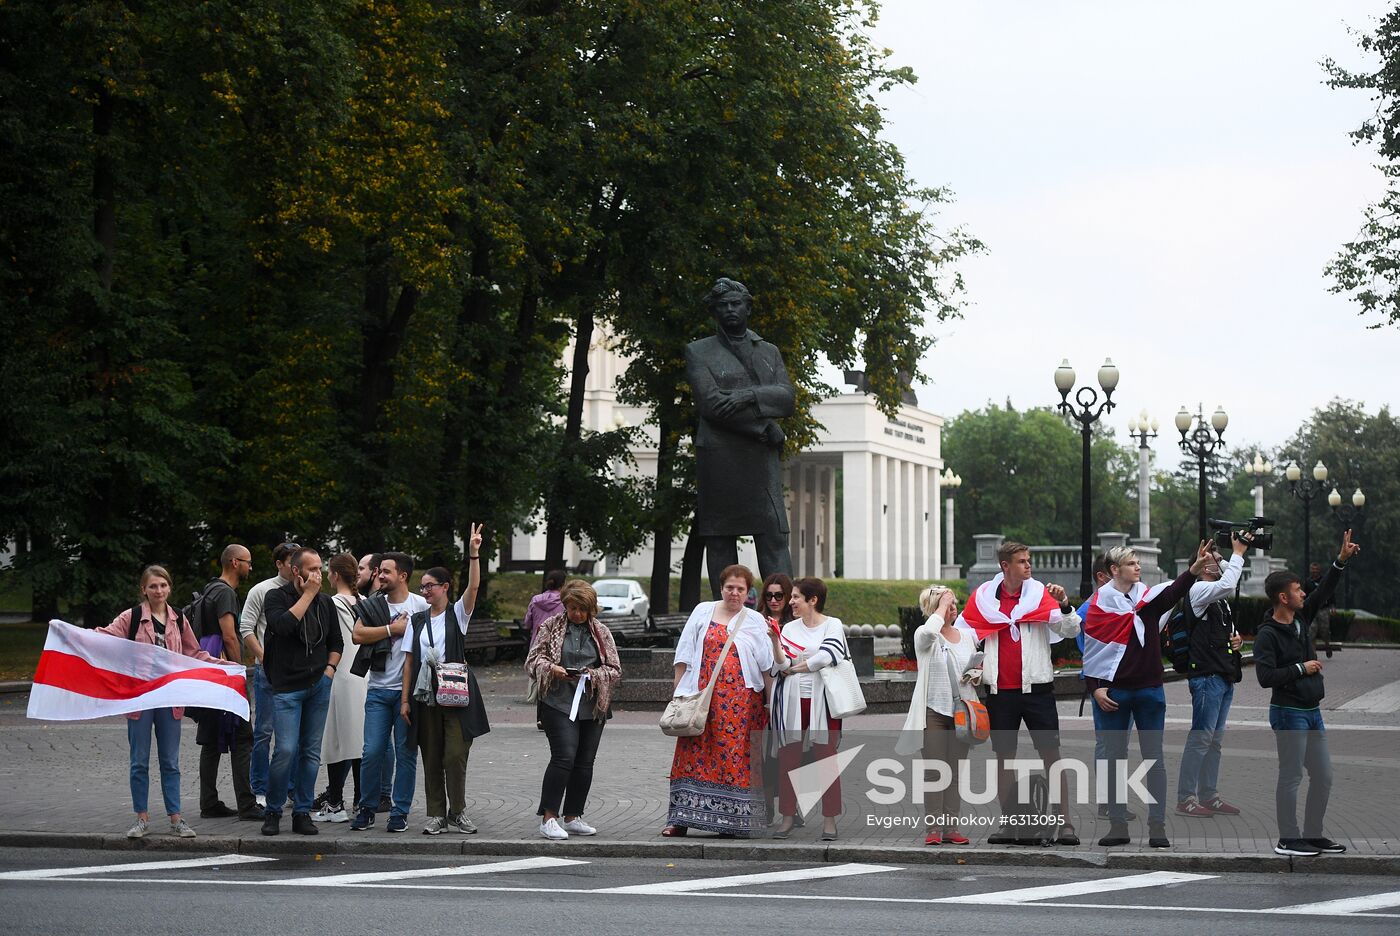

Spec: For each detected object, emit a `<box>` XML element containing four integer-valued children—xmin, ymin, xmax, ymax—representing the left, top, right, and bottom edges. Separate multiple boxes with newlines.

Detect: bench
<box><xmin>600</xmin><ymin>613</ymin><xmax>651</xmax><ymax>646</ymax></box>
<box><xmin>462</xmin><ymin>620</ymin><xmax>528</xmax><ymax>664</ymax></box>
<box><xmin>648</xmin><ymin>612</ymin><xmax>690</xmax><ymax>643</ymax></box>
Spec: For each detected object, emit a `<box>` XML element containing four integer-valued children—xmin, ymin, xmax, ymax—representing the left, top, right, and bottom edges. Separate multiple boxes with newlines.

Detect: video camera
<box><xmin>1207</xmin><ymin>516</ymin><xmax>1275</xmax><ymax>552</ymax></box>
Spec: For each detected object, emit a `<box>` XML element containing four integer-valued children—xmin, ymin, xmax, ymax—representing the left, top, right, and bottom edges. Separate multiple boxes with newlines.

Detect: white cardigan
<box><xmin>770</xmin><ymin>616</ymin><xmax>847</xmax><ymax>749</ymax></box>
<box><xmin>672</xmin><ymin>602</ymin><xmax>774</xmax><ymax>697</ymax></box>
<box><xmin>973</xmin><ymin>612</ymin><xmax>1081</xmax><ymax>694</ymax></box>
<box><xmin>896</xmin><ymin>613</ymin><xmax>974</xmax><ymax>756</ymax></box>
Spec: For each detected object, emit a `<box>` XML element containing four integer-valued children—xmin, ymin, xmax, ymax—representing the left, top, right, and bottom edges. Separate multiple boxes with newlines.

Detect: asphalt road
<box><xmin>1</xmin><ymin>848</ymin><xmax>1397</xmax><ymax>935</ymax></box>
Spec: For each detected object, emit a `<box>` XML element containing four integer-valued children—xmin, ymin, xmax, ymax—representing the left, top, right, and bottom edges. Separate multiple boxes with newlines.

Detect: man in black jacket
<box><xmin>260</xmin><ymin>548</ymin><xmax>343</xmax><ymax>837</ymax></box>
<box><xmin>1255</xmin><ymin>530</ymin><xmax>1360</xmax><ymax>858</ymax></box>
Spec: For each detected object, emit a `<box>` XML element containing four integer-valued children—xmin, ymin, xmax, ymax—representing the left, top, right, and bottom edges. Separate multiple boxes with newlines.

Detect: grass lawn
<box><xmin>0</xmin><ymin>622</ymin><xmax>46</xmax><ymax>681</ymax></box>
<box><xmin>0</xmin><ymin>569</ymin><xmax>32</xmax><ymax>614</ymax></box>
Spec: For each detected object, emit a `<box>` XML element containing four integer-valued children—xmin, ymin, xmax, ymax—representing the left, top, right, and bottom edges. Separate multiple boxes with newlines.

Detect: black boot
<box><xmin>1098</xmin><ymin>822</ymin><xmax>1130</xmax><ymax>846</ymax></box>
<box><xmin>291</xmin><ymin>812</ymin><xmax>319</xmax><ymax>835</ymax></box>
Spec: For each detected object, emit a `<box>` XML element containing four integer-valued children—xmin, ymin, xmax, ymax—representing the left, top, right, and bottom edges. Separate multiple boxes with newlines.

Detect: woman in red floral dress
<box><xmin>662</xmin><ymin>565</ymin><xmax>777</xmax><ymax>837</ymax></box>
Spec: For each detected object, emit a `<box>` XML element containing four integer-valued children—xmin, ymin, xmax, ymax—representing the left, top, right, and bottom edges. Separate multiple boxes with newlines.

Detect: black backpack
<box><xmin>1164</xmin><ymin>598</ymin><xmax>1194</xmax><ymax>675</ymax></box>
<box><xmin>127</xmin><ymin>604</ymin><xmax>187</xmax><ymax>644</ymax></box>
<box><xmin>183</xmin><ymin>578</ymin><xmax>228</xmax><ymax>640</ymax></box>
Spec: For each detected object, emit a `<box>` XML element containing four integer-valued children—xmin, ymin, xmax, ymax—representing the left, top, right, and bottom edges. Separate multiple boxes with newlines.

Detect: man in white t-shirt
<box><xmin>348</xmin><ymin>552</ymin><xmax>427</xmax><ymax>833</ymax></box>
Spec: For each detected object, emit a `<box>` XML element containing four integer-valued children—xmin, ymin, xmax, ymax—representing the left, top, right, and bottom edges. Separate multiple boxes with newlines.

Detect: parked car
<box><xmin>592</xmin><ymin>578</ymin><xmax>650</xmax><ymax>619</ymax></box>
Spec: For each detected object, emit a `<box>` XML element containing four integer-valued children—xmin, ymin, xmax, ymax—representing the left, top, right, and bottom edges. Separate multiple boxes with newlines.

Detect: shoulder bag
<box><xmin>423</xmin><ymin>610</ymin><xmax>472</xmax><ymax>708</ymax></box>
<box><xmin>817</xmin><ymin>631</ymin><xmax>867</xmax><ymax>719</ymax></box>
<box><xmin>943</xmin><ymin>642</ymin><xmax>990</xmax><ymax>746</ymax></box>
<box><xmin>659</xmin><ymin>621</ymin><xmax>738</xmax><ymax>737</ymax></box>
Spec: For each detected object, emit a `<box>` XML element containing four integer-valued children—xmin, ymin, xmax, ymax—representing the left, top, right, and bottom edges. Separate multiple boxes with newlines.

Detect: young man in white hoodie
<box><xmin>957</xmin><ymin>542</ymin><xmax>1081</xmax><ymax>844</ymax></box>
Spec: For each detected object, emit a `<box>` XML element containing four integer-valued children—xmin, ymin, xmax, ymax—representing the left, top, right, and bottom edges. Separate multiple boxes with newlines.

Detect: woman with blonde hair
<box><xmin>98</xmin><ymin>565</ymin><xmax>232</xmax><ymax>839</ymax></box>
<box><xmin>897</xmin><ymin>584</ymin><xmax>979</xmax><ymax>845</ymax></box>
<box><xmin>524</xmin><ymin>579</ymin><xmax>622</xmax><ymax>840</ymax></box>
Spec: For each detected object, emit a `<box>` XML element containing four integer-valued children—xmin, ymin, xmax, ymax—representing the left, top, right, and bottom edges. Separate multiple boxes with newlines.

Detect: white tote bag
<box><xmin>817</xmin><ymin>634</ymin><xmax>866</xmax><ymax>719</ymax></box>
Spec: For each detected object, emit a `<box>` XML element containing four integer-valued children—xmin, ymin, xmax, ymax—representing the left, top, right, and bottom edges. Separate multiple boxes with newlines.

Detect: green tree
<box><xmin>1325</xmin><ymin>6</ymin><xmax>1400</xmax><ymax>328</ymax></box>
<box><xmin>941</xmin><ymin>403</ymin><xmax>1136</xmax><ymax>569</ymax></box>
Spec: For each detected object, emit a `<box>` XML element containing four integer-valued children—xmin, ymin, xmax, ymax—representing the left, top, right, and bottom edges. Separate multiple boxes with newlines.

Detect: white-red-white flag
<box><xmin>27</xmin><ymin>620</ymin><xmax>248</xmax><ymax>721</ymax></box>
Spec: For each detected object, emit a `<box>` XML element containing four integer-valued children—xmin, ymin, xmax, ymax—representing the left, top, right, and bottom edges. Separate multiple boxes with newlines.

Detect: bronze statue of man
<box><xmin>684</xmin><ymin>278</ymin><xmax>795</xmax><ymax>596</ymax></box>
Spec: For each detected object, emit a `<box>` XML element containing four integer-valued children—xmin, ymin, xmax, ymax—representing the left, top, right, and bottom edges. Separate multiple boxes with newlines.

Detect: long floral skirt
<box><xmin>667</xmin><ymin>621</ymin><xmax>768</xmax><ymax>835</ymax></box>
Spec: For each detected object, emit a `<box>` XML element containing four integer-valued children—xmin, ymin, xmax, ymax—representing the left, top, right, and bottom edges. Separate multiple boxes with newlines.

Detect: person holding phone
<box><xmin>897</xmin><ymin>585</ymin><xmax>977</xmax><ymax>845</ymax></box>
<box><xmin>524</xmin><ymin>580</ymin><xmax>622</xmax><ymax>841</ymax></box>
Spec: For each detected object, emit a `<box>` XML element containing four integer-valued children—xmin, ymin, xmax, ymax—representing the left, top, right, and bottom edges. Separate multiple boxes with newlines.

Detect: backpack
<box><xmin>1164</xmin><ymin>597</ymin><xmax>1193</xmax><ymax>675</ymax></box>
<box><xmin>183</xmin><ymin>578</ymin><xmax>229</xmax><ymax>640</ymax></box>
<box><xmin>127</xmin><ymin>604</ymin><xmax>187</xmax><ymax>645</ymax></box>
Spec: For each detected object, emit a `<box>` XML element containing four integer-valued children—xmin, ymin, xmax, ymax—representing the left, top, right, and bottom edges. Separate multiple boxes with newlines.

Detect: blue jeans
<box><xmin>359</xmin><ymin>687</ymin><xmax>415</xmax><ymax>818</ymax></box>
<box><xmin>128</xmin><ymin>708</ymin><xmax>182</xmax><ymax>816</ymax></box>
<box><xmin>265</xmin><ymin>676</ymin><xmax>333</xmax><ymax>817</ymax></box>
<box><xmin>250</xmin><ymin>663</ymin><xmax>275</xmax><ymax>796</ymax></box>
<box><xmin>1177</xmin><ymin>675</ymin><xmax>1234</xmax><ymax>802</ymax></box>
<box><xmin>1269</xmin><ymin>706</ymin><xmax>1332</xmax><ymax>839</ymax></box>
<box><xmin>1097</xmin><ymin>685</ymin><xmax>1167</xmax><ymax>824</ymax></box>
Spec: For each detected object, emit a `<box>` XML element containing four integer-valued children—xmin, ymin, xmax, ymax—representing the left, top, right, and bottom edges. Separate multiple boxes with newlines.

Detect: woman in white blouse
<box><xmin>663</xmin><ymin>564</ymin><xmax>776</xmax><ymax>838</ymax></box>
<box><xmin>771</xmin><ymin>577</ymin><xmax>849</xmax><ymax>841</ymax></box>
<box><xmin>898</xmin><ymin>584</ymin><xmax>977</xmax><ymax>845</ymax></box>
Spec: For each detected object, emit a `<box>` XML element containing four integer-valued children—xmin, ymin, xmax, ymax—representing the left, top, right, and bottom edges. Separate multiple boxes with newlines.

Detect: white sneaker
<box><xmin>422</xmin><ymin>816</ymin><xmax>447</xmax><ymax>835</ymax></box>
<box><xmin>448</xmin><ymin>812</ymin><xmax>478</xmax><ymax>834</ymax></box>
<box><xmin>170</xmin><ymin>818</ymin><xmax>197</xmax><ymax>838</ymax></box>
<box><xmin>312</xmin><ymin>803</ymin><xmax>348</xmax><ymax>823</ymax></box>
<box><xmin>539</xmin><ymin>817</ymin><xmax>569</xmax><ymax>841</ymax></box>
<box><xmin>561</xmin><ymin>817</ymin><xmax>596</xmax><ymax>836</ymax></box>
<box><xmin>126</xmin><ymin>817</ymin><xmax>148</xmax><ymax>839</ymax></box>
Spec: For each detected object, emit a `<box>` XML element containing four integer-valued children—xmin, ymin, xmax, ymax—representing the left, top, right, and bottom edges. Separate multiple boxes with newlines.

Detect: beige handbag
<box><xmin>659</xmin><ymin>622</ymin><xmax>739</xmax><ymax>737</ymax></box>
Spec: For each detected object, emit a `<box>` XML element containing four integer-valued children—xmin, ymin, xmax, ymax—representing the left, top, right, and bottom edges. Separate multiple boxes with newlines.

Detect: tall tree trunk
<box><xmin>648</xmin><ymin>406</ymin><xmax>676</xmax><ymax>614</ymax></box>
<box><xmin>544</xmin><ymin>303</ymin><xmax>593</xmax><ymax>572</ymax></box>
<box><xmin>83</xmin><ymin>87</ymin><xmax>117</xmax><ymax>628</ymax></box>
<box><xmin>346</xmin><ymin>244</ymin><xmax>419</xmax><ymax>550</ymax></box>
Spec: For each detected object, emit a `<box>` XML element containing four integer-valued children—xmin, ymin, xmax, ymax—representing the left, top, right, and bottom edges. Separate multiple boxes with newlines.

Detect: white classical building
<box><xmin>507</xmin><ymin>325</ymin><xmax>951</xmax><ymax>582</ymax></box>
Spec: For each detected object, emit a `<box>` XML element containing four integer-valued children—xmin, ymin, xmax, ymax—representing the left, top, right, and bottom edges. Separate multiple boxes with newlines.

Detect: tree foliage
<box><xmin>0</xmin><ymin>0</ymin><xmax>974</xmax><ymax>619</ymax></box>
<box><xmin>1325</xmin><ymin>7</ymin><xmax>1400</xmax><ymax>328</ymax></box>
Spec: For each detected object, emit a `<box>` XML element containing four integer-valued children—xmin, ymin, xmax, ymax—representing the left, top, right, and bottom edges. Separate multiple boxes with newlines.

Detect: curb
<box><xmin>2</xmin><ymin>831</ymin><xmax>1395</xmax><ymax>875</ymax></box>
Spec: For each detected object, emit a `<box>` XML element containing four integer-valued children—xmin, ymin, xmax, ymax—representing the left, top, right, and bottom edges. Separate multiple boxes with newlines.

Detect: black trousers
<box><xmin>198</xmin><ymin>717</ymin><xmax>255</xmax><ymax>813</ymax></box>
<box><xmin>705</xmin><ymin>534</ymin><xmax>792</xmax><ymax>598</ymax></box>
<box><xmin>537</xmin><ymin>705</ymin><xmax>606</xmax><ymax>818</ymax></box>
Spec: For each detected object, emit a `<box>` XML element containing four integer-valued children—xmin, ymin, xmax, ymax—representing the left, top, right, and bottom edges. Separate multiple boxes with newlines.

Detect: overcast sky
<box><xmin>850</xmin><ymin>0</ymin><xmax>1399</xmax><ymax>477</ymax></box>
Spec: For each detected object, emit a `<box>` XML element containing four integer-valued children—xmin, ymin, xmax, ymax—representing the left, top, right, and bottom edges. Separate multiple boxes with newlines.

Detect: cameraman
<box><xmin>1256</xmin><ymin>530</ymin><xmax>1360</xmax><ymax>858</ymax></box>
<box><xmin>1175</xmin><ymin>533</ymin><xmax>1249</xmax><ymax>819</ymax></box>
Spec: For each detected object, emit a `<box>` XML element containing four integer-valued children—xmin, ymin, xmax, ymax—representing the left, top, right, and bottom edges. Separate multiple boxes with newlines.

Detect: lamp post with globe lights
<box><xmin>1244</xmin><ymin>455</ymin><xmax>1272</xmax><ymax>556</ymax></box>
<box><xmin>1176</xmin><ymin>403</ymin><xmax>1229</xmax><ymax>540</ymax></box>
<box><xmin>1054</xmin><ymin>357</ymin><xmax>1119</xmax><ymax>599</ymax></box>
<box><xmin>1127</xmin><ymin>410</ymin><xmax>1158</xmax><ymax>541</ymax></box>
<box><xmin>941</xmin><ymin>468</ymin><xmax>962</xmax><ymax>578</ymax></box>
<box><xmin>1285</xmin><ymin>459</ymin><xmax>1329</xmax><ymax>573</ymax></box>
<box><xmin>1328</xmin><ymin>486</ymin><xmax>1366</xmax><ymax>609</ymax></box>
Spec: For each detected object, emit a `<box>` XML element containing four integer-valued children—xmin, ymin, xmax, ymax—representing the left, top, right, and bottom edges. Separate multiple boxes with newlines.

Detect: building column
<box><xmin>843</xmin><ymin>451</ymin><xmax>874</xmax><ymax>579</ymax></box>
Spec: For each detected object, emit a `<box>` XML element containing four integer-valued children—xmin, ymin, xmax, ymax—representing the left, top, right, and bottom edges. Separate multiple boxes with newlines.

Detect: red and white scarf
<box><xmin>1082</xmin><ymin>581</ymin><xmax>1173</xmax><ymax>681</ymax></box>
<box><xmin>956</xmin><ymin>574</ymin><xmax>1064</xmax><ymax>644</ymax></box>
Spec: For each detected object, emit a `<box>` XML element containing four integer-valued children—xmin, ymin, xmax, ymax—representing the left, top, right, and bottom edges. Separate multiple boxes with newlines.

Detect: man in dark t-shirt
<box><xmin>196</xmin><ymin>544</ymin><xmax>260</xmax><ymax>820</ymax></box>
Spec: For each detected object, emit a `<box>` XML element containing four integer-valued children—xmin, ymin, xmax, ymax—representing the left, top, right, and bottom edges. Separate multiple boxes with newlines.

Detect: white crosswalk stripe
<box><xmin>594</xmin><ymin>862</ymin><xmax>896</xmax><ymax>895</ymax></box>
<box><xmin>267</xmin><ymin>856</ymin><xmax>587</xmax><ymax>886</ymax></box>
<box><xmin>1272</xmin><ymin>890</ymin><xmax>1400</xmax><ymax>915</ymax></box>
<box><xmin>934</xmin><ymin>870</ymin><xmax>1215</xmax><ymax>904</ymax></box>
<box><xmin>0</xmin><ymin>854</ymin><xmax>273</xmax><ymax>881</ymax></box>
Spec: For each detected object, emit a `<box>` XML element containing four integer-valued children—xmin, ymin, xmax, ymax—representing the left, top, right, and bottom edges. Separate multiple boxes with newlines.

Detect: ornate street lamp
<box><xmin>1127</xmin><ymin>410</ymin><xmax>1158</xmax><ymax>540</ymax></box>
<box><xmin>1328</xmin><ymin>486</ymin><xmax>1366</xmax><ymax>610</ymax></box>
<box><xmin>941</xmin><ymin>468</ymin><xmax>962</xmax><ymax>575</ymax></box>
<box><xmin>1243</xmin><ymin>454</ymin><xmax>1273</xmax><ymax>558</ymax></box>
<box><xmin>1055</xmin><ymin>357</ymin><xmax>1118</xmax><ymax>599</ymax></box>
<box><xmin>1285</xmin><ymin>459</ymin><xmax>1328</xmax><ymax>573</ymax></box>
<box><xmin>1176</xmin><ymin>403</ymin><xmax>1228</xmax><ymax>539</ymax></box>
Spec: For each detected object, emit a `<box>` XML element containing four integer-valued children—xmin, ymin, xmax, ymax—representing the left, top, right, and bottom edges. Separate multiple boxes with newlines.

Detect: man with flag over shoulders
<box><xmin>957</xmin><ymin>541</ymin><xmax>1082</xmax><ymax>845</ymax></box>
<box><xmin>1084</xmin><ymin>541</ymin><xmax>1211</xmax><ymax>848</ymax></box>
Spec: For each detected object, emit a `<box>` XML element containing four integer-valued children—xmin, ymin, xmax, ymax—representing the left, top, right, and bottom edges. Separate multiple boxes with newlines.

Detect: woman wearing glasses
<box><xmin>400</xmin><ymin>524</ymin><xmax>488</xmax><ymax>835</ymax></box>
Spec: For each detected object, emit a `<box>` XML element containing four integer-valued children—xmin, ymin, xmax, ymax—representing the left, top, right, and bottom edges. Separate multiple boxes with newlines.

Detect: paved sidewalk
<box><xmin>2</xmin><ymin>650</ymin><xmax>1397</xmax><ymax>872</ymax></box>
